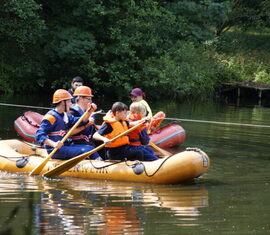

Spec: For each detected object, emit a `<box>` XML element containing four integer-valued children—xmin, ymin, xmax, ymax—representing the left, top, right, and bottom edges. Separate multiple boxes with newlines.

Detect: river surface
<box><xmin>0</xmin><ymin>94</ymin><xmax>269</xmax><ymax>234</ymax></box>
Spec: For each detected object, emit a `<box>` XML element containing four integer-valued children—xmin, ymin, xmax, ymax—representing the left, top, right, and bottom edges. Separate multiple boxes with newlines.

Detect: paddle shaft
<box><xmin>149</xmin><ymin>141</ymin><xmax>171</xmax><ymax>157</ymax></box>
<box><xmin>43</xmin><ymin>119</ymin><xmax>148</xmax><ymax>178</ymax></box>
<box><xmin>29</xmin><ymin>110</ymin><xmax>90</xmax><ymax>175</ymax></box>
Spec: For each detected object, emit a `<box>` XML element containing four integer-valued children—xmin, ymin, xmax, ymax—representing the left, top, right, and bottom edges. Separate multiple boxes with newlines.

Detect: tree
<box><xmin>0</xmin><ymin>0</ymin><xmax>46</xmax><ymax>93</ymax></box>
<box><xmin>215</xmin><ymin>0</ymin><xmax>270</xmax><ymax>36</ymax></box>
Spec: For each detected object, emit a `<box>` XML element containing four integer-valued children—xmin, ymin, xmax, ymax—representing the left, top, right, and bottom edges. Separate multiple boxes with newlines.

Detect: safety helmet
<box><xmin>73</xmin><ymin>86</ymin><xmax>93</xmax><ymax>97</ymax></box>
<box><xmin>52</xmin><ymin>89</ymin><xmax>73</xmax><ymax>103</ymax></box>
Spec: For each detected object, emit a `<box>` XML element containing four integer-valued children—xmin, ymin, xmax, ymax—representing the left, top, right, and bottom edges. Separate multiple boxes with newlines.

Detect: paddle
<box><xmin>43</xmin><ymin>119</ymin><xmax>148</xmax><ymax>178</ymax></box>
<box><xmin>29</xmin><ymin>110</ymin><xmax>90</xmax><ymax>175</ymax></box>
<box><xmin>149</xmin><ymin>141</ymin><xmax>171</xmax><ymax>157</ymax></box>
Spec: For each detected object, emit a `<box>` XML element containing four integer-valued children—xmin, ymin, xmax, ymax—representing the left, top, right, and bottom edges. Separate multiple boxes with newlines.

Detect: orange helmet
<box><xmin>73</xmin><ymin>86</ymin><xmax>93</xmax><ymax>97</ymax></box>
<box><xmin>52</xmin><ymin>89</ymin><xmax>73</xmax><ymax>103</ymax></box>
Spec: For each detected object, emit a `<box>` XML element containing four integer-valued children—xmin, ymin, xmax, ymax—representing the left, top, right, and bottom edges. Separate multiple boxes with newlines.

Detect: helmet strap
<box><xmin>64</xmin><ymin>100</ymin><xmax>68</xmax><ymax>112</ymax></box>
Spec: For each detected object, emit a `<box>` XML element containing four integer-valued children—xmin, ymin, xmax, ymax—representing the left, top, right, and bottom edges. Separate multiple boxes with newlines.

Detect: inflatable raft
<box><xmin>14</xmin><ymin>111</ymin><xmax>186</xmax><ymax>148</ymax></box>
<box><xmin>0</xmin><ymin>139</ymin><xmax>210</xmax><ymax>184</ymax></box>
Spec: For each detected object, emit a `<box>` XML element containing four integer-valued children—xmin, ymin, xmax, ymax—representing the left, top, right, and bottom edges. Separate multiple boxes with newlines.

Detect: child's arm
<box><xmin>139</xmin><ymin>128</ymin><xmax>150</xmax><ymax>145</ymax></box>
<box><xmin>93</xmin><ymin>132</ymin><xmax>111</xmax><ymax>145</ymax></box>
<box><xmin>93</xmin><ymin>123</ymin><xmax>112</xmax><ymax>145</ymax></box>
<box><xmin>129</xmin><ymin>117</ymin><xmax>150</xmax><ymax>127</ymax></box>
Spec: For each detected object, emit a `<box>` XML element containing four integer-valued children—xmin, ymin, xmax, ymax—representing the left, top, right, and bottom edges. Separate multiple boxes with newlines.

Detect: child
<box><xmin>36</xmin><ymin>89</ymin><xmax>101</xmax><ymax>160</ymax></box>
<box><xmin>128</xmin><ymin>102</ymin><xmax>158</xmax><ymax>161</ymax></box>
<box><xmin>69</xmin><ymin>85</ymin><xmax>97</xmax><ymax>145</ymax></box>
<box><xmin>68</xmin><ymin>76</ymin><xmax>84</xmax><ymax>103</ymax></box>
<box><xmin>130</xmin><ymin>88</ymin><xmax>152</xmax><ymax>118</ymax></box>
<box><xmin>93</xmin><ymin>102</ymin><xmax>143</xmax><ymax>161</ymax></box>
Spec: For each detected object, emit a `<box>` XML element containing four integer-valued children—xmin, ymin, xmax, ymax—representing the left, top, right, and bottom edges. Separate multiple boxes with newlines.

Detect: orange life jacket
<box><xmin>103</xmin><ymin>114</ymin><xmax>129</xmax><ymax>148</ymax></box>
<box><xmin>127</xmin><ymin>113</ymin><xmax>145</xmax><ymax>146</ymax></box>
<box><xmin>146</xmin><ymin>111</ymin><xmax>165</xmax><ymax>134</ymax></box>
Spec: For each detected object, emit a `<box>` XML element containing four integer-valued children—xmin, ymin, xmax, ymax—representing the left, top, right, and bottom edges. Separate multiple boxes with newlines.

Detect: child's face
<box><xmin>140</xmin><ymin>109</ymin><xmax>146</xmax><ymax>117</ymax></box>
<box><xmin>115</xmin><ymin>110</ymin><xmax>128</xmax><ymax>120</ymax></box>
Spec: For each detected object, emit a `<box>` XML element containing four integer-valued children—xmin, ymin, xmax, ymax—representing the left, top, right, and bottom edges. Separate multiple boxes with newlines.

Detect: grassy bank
<box><xmin>212</xmin><ymin>29</ymin><xmax>270</xmax><ymax>86</ymax></box>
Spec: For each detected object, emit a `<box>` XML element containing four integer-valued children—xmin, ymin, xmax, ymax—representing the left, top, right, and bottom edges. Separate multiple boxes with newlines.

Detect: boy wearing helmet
<box><xmin>35</xmin><ymin>89</ymin><xmax>101</xmax><ymax>160</ymax></box>
<box><xmin>69</xmin><ymin>86</ymin><xmax>97</xmax><ymax>143</ymax></box>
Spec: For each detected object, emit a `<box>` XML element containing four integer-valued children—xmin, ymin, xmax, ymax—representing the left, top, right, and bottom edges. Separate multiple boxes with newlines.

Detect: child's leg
<box><xmin>125</xmin><ymin>145</ymin><xmax>143</xmax><ymax>161</ymax></box>
<box><xmin>141</xmin><ymin>146</ymin><xmax>158</xmax><ymax>161</ymax></box>
<box><xmin>51</xmin><ymin>145</ymin><xmax>101</xmax><ymax>160</ymax></box>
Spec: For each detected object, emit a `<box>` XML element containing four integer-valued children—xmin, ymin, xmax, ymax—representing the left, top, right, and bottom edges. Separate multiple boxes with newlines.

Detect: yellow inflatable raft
<box><xmin>0</xmin><ymin>139</ymin><xmax>210</xmax><ymax>184</ymax></box>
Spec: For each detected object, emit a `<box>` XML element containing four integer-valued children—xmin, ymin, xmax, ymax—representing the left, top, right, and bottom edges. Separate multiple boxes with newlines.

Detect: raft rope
<box><xmin>81</xmin><ymin>156</ymin><xmax>172</xmax><ymax>177</ymax></box>
<box><xmin>0</xmin><ymin>102</ymin><xmax>51</xmax><ymax>110</ymax></box>
<box><xmin>0</xmin><ymin>102</ymin><xmax>106</xmax><ymax>115</ymax></box>
<box><xmin>124</xmin><ymin>156</ymin><xmax>174</xmax><ymax>177</ymax></box>
<box><xmin>142</xmin><ymin>156</ymin><xmax>174</xmax><ymax>177</ymax></box>
<box><xmin>161</xmin><ymin>117</ymin><xmax>270</xmax><ymax>128</ymax></box>
<box><xmin>88</xmin><ymin>159</ymin><xmax>122</xmax><ymax>169</ymax></box>
<box><xmin>0</xmin><ymin>154</ymin><xmax>43</xmax><ymax>160</ymax></box>
<box><xmin>2</xmin><ymin>102</ymin><xmax>268</xmax><ymax>128</ymax></box>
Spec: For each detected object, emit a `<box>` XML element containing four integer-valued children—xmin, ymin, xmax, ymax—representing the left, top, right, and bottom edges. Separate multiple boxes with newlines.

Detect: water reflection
<box><xmin>0</xmin><ymin>173</ymin><xmax>208</xmax><ymax>234</ymax></box>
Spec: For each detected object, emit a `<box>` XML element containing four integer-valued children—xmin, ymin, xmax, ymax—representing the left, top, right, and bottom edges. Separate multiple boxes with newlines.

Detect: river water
<box><xmin>0</xmin><ymin>95</ymin><xmax>269</xmax><ymax>234</ymax></box>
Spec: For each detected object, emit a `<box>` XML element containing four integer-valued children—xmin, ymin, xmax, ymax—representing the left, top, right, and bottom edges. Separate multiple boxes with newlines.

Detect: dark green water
<box><xmin>0</xmin><ymin>95</ymin><xmax>270</xmax><ymax>234</ymax></box>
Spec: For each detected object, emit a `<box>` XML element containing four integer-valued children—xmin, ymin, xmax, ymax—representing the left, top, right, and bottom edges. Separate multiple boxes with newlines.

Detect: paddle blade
<box><xmin>149</xmin><ymin>141</ymin><xmax>171</xmax><ymax>157</ymax></box>
<box><xmin>29</xmin><ymin>148</ymin><xmax>58</xmax><ymax>175</ymax></box>
<box><xmin>43</xmin><ymin>157</ymin><xmax>82</xmax><ymax>178</ymax></box>
<box><xmin>43</xmin><ymin>143</ymin><xmax>105</xmax><ymax>178</ymax></box>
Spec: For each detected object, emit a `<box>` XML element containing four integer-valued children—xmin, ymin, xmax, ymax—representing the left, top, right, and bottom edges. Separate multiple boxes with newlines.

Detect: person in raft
<box><xmin>130</xmin><ymin>88</ymin><xmax>152</xmax><ymax>118</ymax></box>
<box><xmin>68</xmin><ymin>76</ymin><xmax>84</xmax><ymax>104</ymax></box>
<box><xmin>69</xmin><ymin>85</ymin><xmax>97</xmax><ymax>144</ymax></box>
<box><xmin>93</xmin><ymin>102</ymin><xmax>144</xmax><ymax>161</ymax></box>
<box><xmin>127</xmin><ymin>102</ymin><xmax>158</xmax><ymax>161</ymax></box>
<box><xmin>35</xmin><ymin>89</ymin><xmax>101</xmax><ymax>160</ymax></box>
<box><xmin>68</xmin><ymin>86</ymin><xmax>106</xmax><ymax>159</ymax></box>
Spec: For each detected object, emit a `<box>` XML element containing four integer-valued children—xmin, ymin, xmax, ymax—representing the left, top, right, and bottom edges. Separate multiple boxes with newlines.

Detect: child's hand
<box><xmin>53</xmin><ymin>141</ymin><xmax>63</xmax><ymax>149</ymax></box>
<box><xmin>102</xmin><ymin>137</ymin><xmax>112</xmax><ymax>146</ymax></box>
<box><xmin>90</xmin><ymin>103</ymin><xmax>97</xmax><ymax>112</ymax></box>
<box><xmin>144</xmin><ymin>117</ymin><xmax>151</xmax><ymax>122</ymax></box>
<box><xmin>88</xmin><ymin>117</ymin><xmax>95</xmax><ymax>125</ymax></box>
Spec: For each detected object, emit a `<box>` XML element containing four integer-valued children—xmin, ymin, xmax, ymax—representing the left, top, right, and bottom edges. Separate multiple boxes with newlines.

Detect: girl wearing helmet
<box><xmin>35</xmin><ymin>89</ymin><xmax>101</xmax><ymax>160</ymax></box>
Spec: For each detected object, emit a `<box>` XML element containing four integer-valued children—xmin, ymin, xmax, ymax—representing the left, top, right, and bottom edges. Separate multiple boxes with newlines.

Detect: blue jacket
<box><xmin>69</xmin><ymin>105</ymin><xmax>96</xmax><ymax>142</ymax></box>
<box><xmin>68</xmin><ymin>88</ymin><xmax>76</xmax><ymax>104</ymax></box>
<box><xmin>35</xmin><ymin>109</ymin><xmax>86</xmax><ymax>151</ymax></box>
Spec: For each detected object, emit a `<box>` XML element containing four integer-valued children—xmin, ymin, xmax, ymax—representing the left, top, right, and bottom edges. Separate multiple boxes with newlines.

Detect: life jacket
<box><xmin>146</xmin><ymin>111</ymin><xmax>165</xmax><ymax>134</ymax></box>
<box><xmin>103</xmin><ymin>114</ymin><xmax>129</xmax><ymax>148</ymax></box>
<box><xmin>42</xmin><ymin>109</ymin><xmax>69</xmax><ymax>150</ymax></box>
<box><xmin>69</xmin><ymin>105</ymin><xmax>95</xmax><ymax>142</ymax></box>
<box><xmin>127</xmin><ymin>113</ymin><xmax>145</xmax><ymax>146</ymax></box>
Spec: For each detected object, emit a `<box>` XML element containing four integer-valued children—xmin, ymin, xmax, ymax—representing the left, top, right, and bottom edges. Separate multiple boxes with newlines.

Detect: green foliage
<box><xmin>215</xmin><ymin>0</ymin><xmax>270</xmax><ymax>35</ymax></box>
<box><xmin>0</xmin><ymin>0</ymin><xmax>269</xmax><ymax>99</ymax></box>
<box><xmin>140</xmin><ymin>42</ymin><xmax>224</xmax><ymax>99</ymax></box>
<box><xmin>0</xmin><ymin>0</ymin><xmax>45</xmax><ymax>49</ymax></box>
<box><xmin>211</xmin><ymin>30</ymin><xmax>270</xmax><ymax>85</ymax></box>
<box><xmin>0</xmin><ymin>0</ymin><xmax>46</xmax><ymax>93</ymax></box>
<box><xmin>254</xmin><ymin>70</ymin><xmax>270</xmax><ymax>84</ymax></box>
